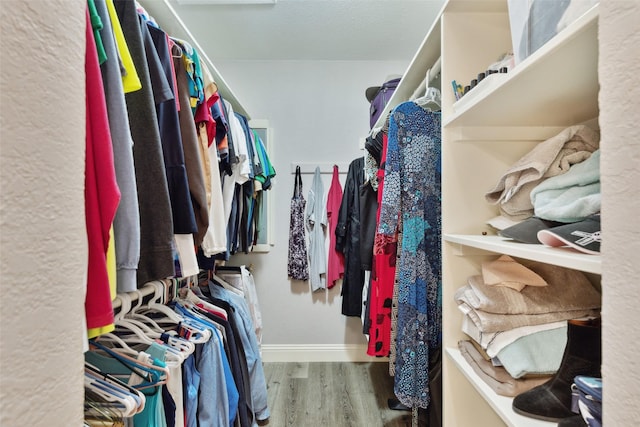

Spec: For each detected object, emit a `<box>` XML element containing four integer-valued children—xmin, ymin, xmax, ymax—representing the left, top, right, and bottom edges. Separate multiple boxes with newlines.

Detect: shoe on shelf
<box><xmin>512</xmin><ymin>318</ymin><xmax>601</xmax><ymax>422</ymax></box>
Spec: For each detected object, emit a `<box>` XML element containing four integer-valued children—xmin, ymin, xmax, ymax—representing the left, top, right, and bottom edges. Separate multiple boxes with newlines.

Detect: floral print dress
<box><xmin>377</xmin><ymin>102</ymin><xmax>442</xmax><ymax>409</ymax></box>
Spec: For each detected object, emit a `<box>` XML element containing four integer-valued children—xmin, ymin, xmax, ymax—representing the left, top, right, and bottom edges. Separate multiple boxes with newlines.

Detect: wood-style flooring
<box><xmin>260</xmin><ymin>362</ymin><xmax>424</xmax><ymax>427</ymax></box>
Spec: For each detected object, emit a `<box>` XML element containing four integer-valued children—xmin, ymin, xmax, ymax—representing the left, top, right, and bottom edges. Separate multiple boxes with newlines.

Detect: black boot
<box><xmin>512</xmin><ymin>318</ymin><xmax>601</xmax><ymax>422</ymax></box>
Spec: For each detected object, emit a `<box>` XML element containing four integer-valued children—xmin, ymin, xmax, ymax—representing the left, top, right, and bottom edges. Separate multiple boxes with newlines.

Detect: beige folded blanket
<box><xmin>457</xmin><ymin>297</ymin><xmax>600</xmax><ymax>333</ymax></box>
<box><xmin>485</xmin><ymin>125</ymin><xmax>599</xmax><ymax>220</ymax></box>
<box><xmin>459</xmin><ymin>259</ymin><xmax>601</xmax><ymax>315</ymax></box>
<box><xmin>458</xmin><ymin>340</ymin><xmax>551</xmax><ymax>397</ymax></box>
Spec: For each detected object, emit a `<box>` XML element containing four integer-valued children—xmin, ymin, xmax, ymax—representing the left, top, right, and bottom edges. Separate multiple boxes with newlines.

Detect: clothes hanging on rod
<box><xmin>86</xmin><ymin>0</ymin><xmax>121</xmax><ymax>336</ymax></box>
<box><xmin>376</xmin><ymin>101</ymin><xmax>442</xmax><ymax>411</ymax></box>
<box><xmin>86</xmin><ymin>2</ymin><xmax>272</xmax><ymax>423</ymax></box>
<box><xmin>88</xmin><ymin>269</ymin><xmax>268</xmax><ymax>427</ymax></box>
<box><xmin>306</xmin><ymin>166</ymin><xmax>328</xmax><ymax>291</ymax></box>
<box><xmin>287</xmin><ymin>166</ymin><xmax>310</xmax><ymax>281</ymax></box>
<box><xmin>367</xmin><ymin>132</ymin><xmax>396</xmax><ymax>358</ymax></box>
<box><xmin>84</xmin><ymin>0</ymin><xmax>275</xmax><ymax>337</ymax></box>
<box><xmin>216</xmin><ymin>266</ymin><xmax>263</xmax><ymax>347</ymax></box>
<box><xmin>336</xmin><ymin>156</ymin><xmax>366</xmax><ymax>317</ymax></box>
<box><xmin>326</xmin><ymin>165</ymin><xmax>345</xmax><ymax>289</ymax></box>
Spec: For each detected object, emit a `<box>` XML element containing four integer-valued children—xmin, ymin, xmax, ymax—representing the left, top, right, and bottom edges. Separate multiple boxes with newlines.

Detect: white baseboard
<box><xmin>260</xmin><ymin>344</ymin><xmax>388</xmax><ymax>363</ymax></box>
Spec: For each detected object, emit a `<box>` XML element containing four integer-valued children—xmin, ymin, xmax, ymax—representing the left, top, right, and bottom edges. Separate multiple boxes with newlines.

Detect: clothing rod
<box><xmin>430</xmin><ymin>56</ymin><xmax>442</xmax><ymax>82</ymax></box>
<box><xmin>112</xmin><ymin>282</ymin><xmax>164</xmax><ymax>310</ymax></box>
<box><xmin>369</xmin><ymin>55</ymin><xmax>441</xmax><ymax>137</ymax></box>
<box><xmin>154</xmin><ymin>0</ymin><xmax>250</xmax><ymax>118</ymax></box>
<box><xmin>291</xmin><ymin>162</ymin><xmax>350</xmax><ymax>174</ymax></box>
<box><xmin>111</xmin><ymin>277</ymin><xmax>186</xmax><ymax>311</ymax></box>
<box><xmin>410</xmin><ymin>56</ymin><xmax>442</xmax><ymax>101</ymax></box>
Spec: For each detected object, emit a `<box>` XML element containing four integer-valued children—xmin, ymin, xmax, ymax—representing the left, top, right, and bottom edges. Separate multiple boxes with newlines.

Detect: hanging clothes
<box><xmin>216</xmin><ymin>266</ymin><xmax>263</xmax><ymax>347</ymax></box>
<box><xmin>146</xmin><ymin>23</ymin><xmax>197</xmax><ymax>237</ymax></box>
<box><xmin>306</xmin><ymin>166</ymin><xmax>327</xmax><ymax>291</ymax></box>
<box><xmin>336</xmin><ymin>157</ymin><xmax>366</xmax><ymax>316</ymax></box>
<box><xmin>326</xmin><ymin>165</ymin><xmax>344</xmax><ymax>289</ymax></box>
<box><xmin>85</xmin><ymin>5</ymin><xmax>121</xmax><ymax>334</ymax></box>
<box><xmin>172</xmin><ymin>43</ymin><xmax>210</xmax><ymax>247</ymax></box>
<box><xmin>105</xmin><ymin>0</ymin><xmax>141</xmax><ymax>94</ymax></box>
<box><xmin>368</xmin><ymin>132</ymin><xmax>397</xmax><ymax>357</ymax></box>
<box><xmin>95</xmin><ymin>0</ymin><xmax>141</xmax><ymax>294</ymax></box>
<box><xmin>205</xmin><ymin>278</ymin><xmax>270</xmax><ymax>423</ymax></box>
<box><xmin>287</xmin><ymin>166</ymin><xmax>309</xmax><ymax>281</ymax></box>
<box><xmin>114</xmin><ymin>0</ymin><xmax>175</xmax><ymax>285</ymax></box>
<box><xmin>359</xmin><ymin>152</ymin><xmax>379</xmax><ymax>271</ymax></box>
<box><xmin>377</xmin><ymin>102</ymin><xmax>442</xmax><ymax>409</ymax></box>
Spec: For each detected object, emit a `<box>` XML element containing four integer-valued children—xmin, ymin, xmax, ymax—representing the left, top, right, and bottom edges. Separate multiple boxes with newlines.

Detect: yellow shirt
<box><xmin>105</xmin><ymin>0</ymin><xmax>142</xmax><ymax>93</ymax></box>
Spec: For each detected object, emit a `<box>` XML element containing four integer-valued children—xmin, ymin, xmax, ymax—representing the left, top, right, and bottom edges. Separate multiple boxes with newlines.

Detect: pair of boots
<box><xmin>512</xmin><ymin>318</ymin><xmax>601</xmax><ymax>423</ymax></box>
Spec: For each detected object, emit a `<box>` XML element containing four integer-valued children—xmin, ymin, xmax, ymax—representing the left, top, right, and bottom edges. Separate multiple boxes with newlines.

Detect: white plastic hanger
<box><xmin>126</xmin><ymin>289</ymin><xmax>166</xmax><ymax>333</ymax></box>
<box><xmin>414</xmin><ymin>67</ymin><xmax>441</xmax><ymax>112</ymax></box>
<box><xmin>95</xmin><ymin>332</ymin><xmax>140</xmax><ymax>358</ymax></box>
<box><xmin>212</xmin><ymin>274</ymin><xmax>244</xmax><ymax>296</ymax></box>
<box><xmin>137</xmin><ymin>282</ymin><xmax>211</xmax><ymax>344</ymax></box>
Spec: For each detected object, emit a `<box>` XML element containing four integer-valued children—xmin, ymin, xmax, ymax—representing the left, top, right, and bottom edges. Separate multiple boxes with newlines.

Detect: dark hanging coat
<box><xmin>335</xmin><ymin>156</ymin><xmax>365</xmax><ymax>316</ymax></box>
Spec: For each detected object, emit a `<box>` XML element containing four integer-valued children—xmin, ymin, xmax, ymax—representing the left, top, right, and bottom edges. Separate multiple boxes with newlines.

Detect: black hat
<box><xmin>365</xmin><ymin>74</ymin><xmax>402</xmax><ymax>103</ymax></box>
<box><xmin>365</xmin><ymin>86</ymin><xmax>381</xmax><ymax>103</ymax></box>
<box><xmin>499</xmin><ymin>217</ymin><xmax>565</xmax><ymax>244</ymax></box>
<box><xmin>537</xmin><ymin>214</ymin><xmax>601</xmax><ymax>254</ymax></box>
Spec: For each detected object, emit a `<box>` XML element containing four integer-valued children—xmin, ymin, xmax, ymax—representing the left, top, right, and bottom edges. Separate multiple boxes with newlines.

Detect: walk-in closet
<box><xmin>1</xmin><ymin>1</ymin><xmax>639</xmax><ymax>426</ymax></box>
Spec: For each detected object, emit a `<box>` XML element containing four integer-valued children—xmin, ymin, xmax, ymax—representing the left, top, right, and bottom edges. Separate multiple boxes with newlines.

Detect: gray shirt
<box><xmin>95</xmin><ymin>0</ymin><xmax>140</xmax><ymax>293</ymax></box>
<box><xmin>306</xmin><ymin>166</ymin><xmax>327</xmax><ymax>291</ymax></box>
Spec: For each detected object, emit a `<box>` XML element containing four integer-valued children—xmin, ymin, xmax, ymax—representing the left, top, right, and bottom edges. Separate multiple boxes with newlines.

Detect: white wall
<box><xmin>0</xmin><ymin>0</ymin><xmax>86</xmax><ymax>425</ymax></box>
<box><xmin>599</xmin><ymin>1</ymin><xmax>640</xmax><ymax>425</ymax></box>
<box><xmin>217</xmin><ymin>60</ymin><xmax>407</xmax><ymax>359</ymax></box>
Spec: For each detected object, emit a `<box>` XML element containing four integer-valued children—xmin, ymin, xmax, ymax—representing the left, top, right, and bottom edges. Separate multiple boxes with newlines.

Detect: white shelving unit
<box><xmin>443</xmin><ymin>4</ymin><xmax>598</xmax><ymax>129</ymax></box>
<box><xmin>379</xmin><ymin>0</ymin><xmax>602</xmax><ymax>425</ymax></box>
<box><xmin>439</xmin><ymin>1</ymin><xmax>601</xmax><ymax>425</ymax></box>
<box><xmin>444</xmin><ymin>234</ymin><xmax>601</xmax><ymax>275</ymax></box>
<box><xmin>446</xmin><ymin>348</ymin><xmax>558</xmax><ymax>427</ymax></box>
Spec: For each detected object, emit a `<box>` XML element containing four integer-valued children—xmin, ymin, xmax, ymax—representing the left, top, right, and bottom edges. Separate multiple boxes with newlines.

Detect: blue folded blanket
<box><xmin>531</xmin><ymin>149</ymin><xmax>600</xmax><ymax>222</ymax></box>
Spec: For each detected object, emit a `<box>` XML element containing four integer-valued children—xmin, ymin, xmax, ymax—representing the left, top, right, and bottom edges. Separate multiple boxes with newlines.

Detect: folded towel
<box><xmin>458</xmin><ymin>260</ymin><xmax>600</xmax><ymax>315</ymax></box>
<box><xmin>457</xmin><ymin>297</ymin><xmax>600</xmax><ymax>333</ymax></box>
<box><xmin>462</xmin><ymin>314</ymin><xmax>566</xmax><ymax>358</ymax></box>
<box><xmin>496</xmin><ymin>326</ymin><xmax>568</xmax><ymax>378</ymax></box>
<box><xmin>458</xmin><ymin>340</ymin><xmax>551</xmax><ymax>397</ymax></box>
<box><xmin>485</xmin><ymin>125</ymin><xmax>599</xmax><ymax>220</ymax></box>
<box><xmin>531</xmin><ymin>149</ymin><xmax>601</xmax><ymax>222</ymax></box>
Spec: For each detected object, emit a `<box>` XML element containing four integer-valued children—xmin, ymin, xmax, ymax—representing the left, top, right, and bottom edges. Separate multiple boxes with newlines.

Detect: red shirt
<box><xmin>85</xmin><ymin>8</ymin><xmax>121</xmax><ymax>330</ymax></box>
<box><xmin>326</xmin><ymin>165</ymin><xmax>345</xmax><ymax>288</ymax></box>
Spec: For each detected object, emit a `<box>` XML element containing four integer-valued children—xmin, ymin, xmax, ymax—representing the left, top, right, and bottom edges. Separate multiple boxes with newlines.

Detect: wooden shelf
<box><xmin>443</xmin><ymin>4</ymin><xmax>599</xmax><ymax>128</ymax></box>
<box><xmin>444</xmin><ymin>234</ymin><xmax>601</xmax><ymax>274</ymax></box>
<box><xmin>446</xmin><ymin>347</ymin><xmax>557</xmax><ymax>427</ymax></box>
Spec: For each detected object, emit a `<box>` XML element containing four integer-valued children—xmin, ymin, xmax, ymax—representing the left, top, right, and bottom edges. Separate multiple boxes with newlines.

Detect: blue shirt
<box><xmin>207</xmin><ymin>281</ymin><xmax>270</xmax><ymax>421</ymax></box>
<box><xmin>174</xmin><ymin>303</ymin><xmax>239</xmax><ymax>426</ymax></box>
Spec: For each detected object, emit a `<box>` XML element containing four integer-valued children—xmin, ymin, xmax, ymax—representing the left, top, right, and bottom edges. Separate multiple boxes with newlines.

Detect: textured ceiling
<box><xmin>146</xmin><ymin>0</ymin><xmax>445</xmax><ymax>61</ymax></box>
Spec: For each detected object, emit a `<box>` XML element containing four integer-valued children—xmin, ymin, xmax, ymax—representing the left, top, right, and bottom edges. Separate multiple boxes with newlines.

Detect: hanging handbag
<box><xmin>287</xmin><ymin>166</ymin><xmax>309</xmax><ymax>280</ymax></box>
